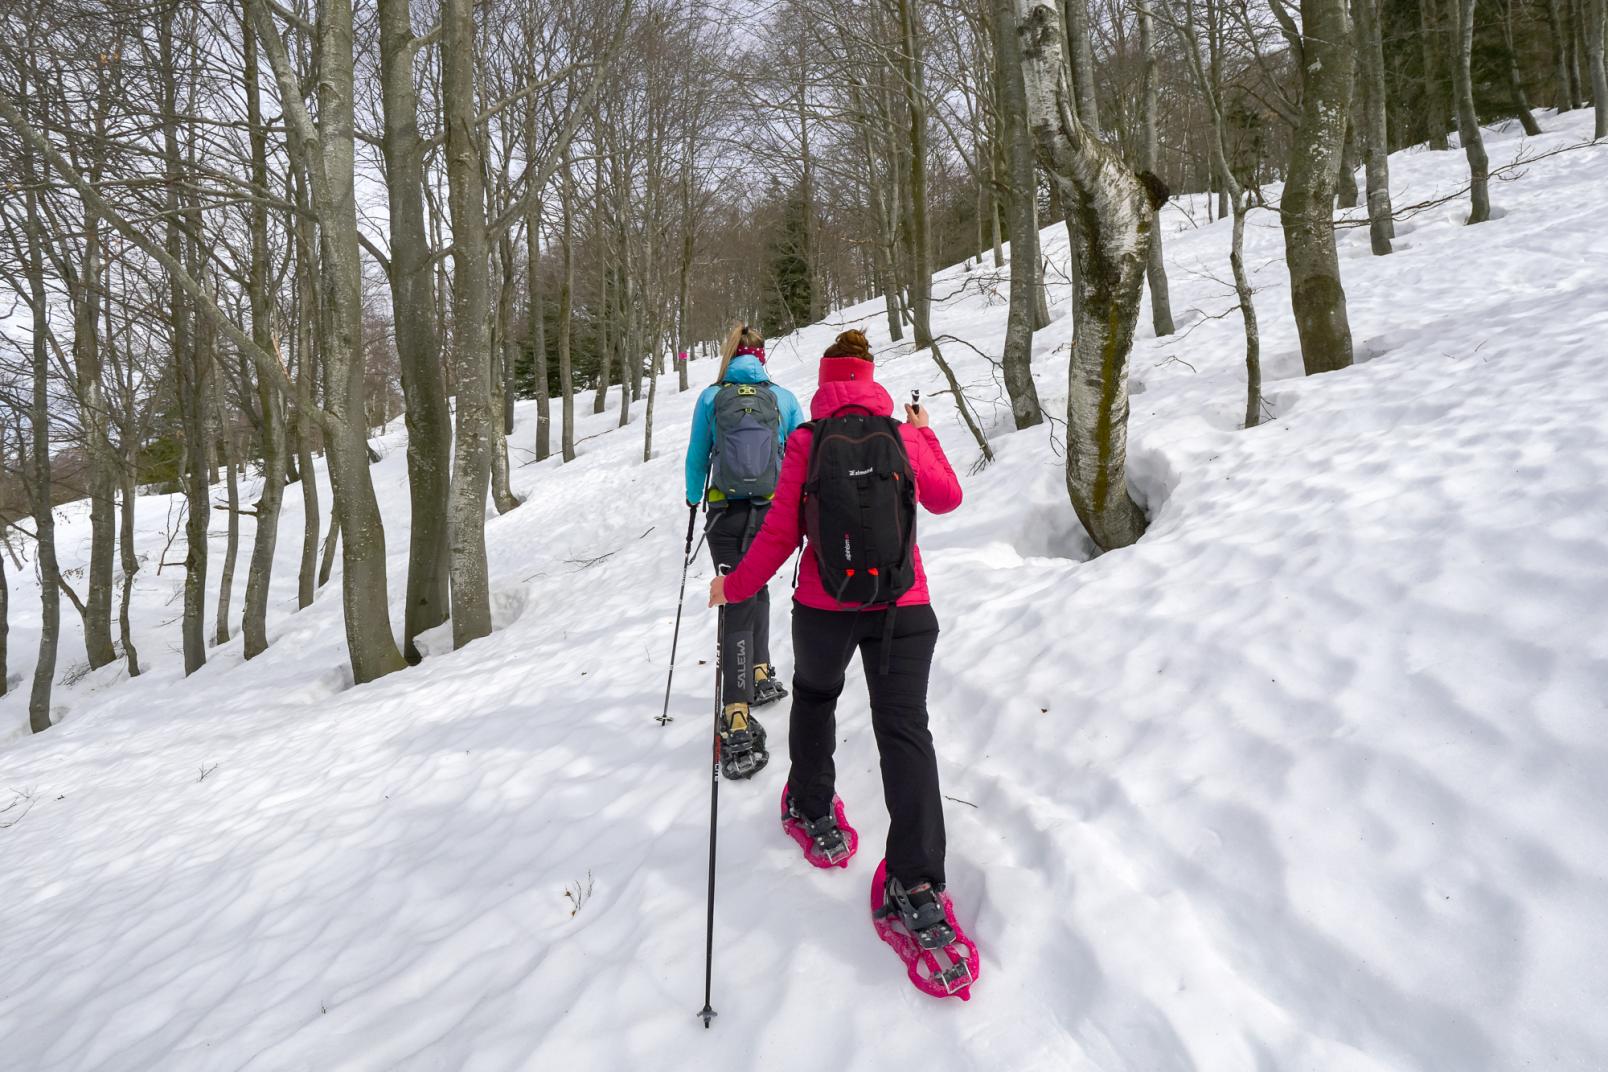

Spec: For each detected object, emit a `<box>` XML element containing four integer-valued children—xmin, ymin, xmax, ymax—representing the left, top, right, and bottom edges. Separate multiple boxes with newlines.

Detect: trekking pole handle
<box><xmin>910</xmin><ymin>389</ymin><xmax>922</xmax><ymax>415</ymax></box>
<box><xmin>684</xmin><ymin>501</ymin><xmax>699</xmax><ymax>555</ymax></box>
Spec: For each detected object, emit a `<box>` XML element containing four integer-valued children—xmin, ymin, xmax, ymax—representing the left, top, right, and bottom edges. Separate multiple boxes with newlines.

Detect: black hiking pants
<box><xmin>788</xmin><ymin>603</ymin><xmax>945</xmax><ymax>887</ymax></box>
<box><xmin>706</xmin><ymin>500</ymin><xmax>771</xmax><ymax>705</ymax></box>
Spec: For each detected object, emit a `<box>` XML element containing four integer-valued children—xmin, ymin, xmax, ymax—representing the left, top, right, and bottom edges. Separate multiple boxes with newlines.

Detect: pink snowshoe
<box><xmin>870</xmin><ymin>859</ymin><xmax>980</xmax><ymax>1000</ymax></box>
<box><xmin>780</xmin><ymin>786</ymin><xmax>858</xmax><ymax>869</ymax></box>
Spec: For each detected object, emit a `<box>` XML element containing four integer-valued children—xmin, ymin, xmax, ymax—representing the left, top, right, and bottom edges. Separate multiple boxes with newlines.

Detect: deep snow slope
<box><xmin>2</xmin><ymin>112</ymin><xmax>1607</xmax><ymax>1072</ymax></box>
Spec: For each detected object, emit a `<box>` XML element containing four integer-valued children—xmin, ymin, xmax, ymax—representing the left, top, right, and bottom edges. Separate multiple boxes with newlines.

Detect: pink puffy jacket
<box><xmin>723</xmin><ymin>356</ymin><xmax>963</xmax><ymax>610</ymax></box>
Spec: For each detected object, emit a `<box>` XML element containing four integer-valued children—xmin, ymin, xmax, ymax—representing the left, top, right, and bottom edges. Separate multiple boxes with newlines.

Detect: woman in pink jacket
<box><xmin>709</xmin><ymin>330</ymin><xmax>966</xmax><ymax>952</ymax></box>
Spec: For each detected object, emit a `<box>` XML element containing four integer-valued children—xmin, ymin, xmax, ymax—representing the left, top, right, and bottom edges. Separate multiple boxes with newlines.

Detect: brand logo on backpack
<box><xmin>848</xmin><ymin>467</ymin><xmax>873</xmax><ymax>477</ymax></box>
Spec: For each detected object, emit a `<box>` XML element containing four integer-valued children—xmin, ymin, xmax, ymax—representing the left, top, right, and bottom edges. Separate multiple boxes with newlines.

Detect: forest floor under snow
<box><xmin>2</xmin><ymin>111</ymin><xmax>1607</xmax><ymax>1071</ymax></box>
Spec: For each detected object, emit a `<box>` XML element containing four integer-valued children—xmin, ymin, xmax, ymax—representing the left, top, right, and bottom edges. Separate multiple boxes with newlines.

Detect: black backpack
<box><xmin>710</xmin><ymin>382</ymin><xmax>783</xmax><ymax>499</ymax></box>
<box><xmin>800</xmin><ymin>408</ymin><xmax>918</xmax><ymax>606</ymax></box>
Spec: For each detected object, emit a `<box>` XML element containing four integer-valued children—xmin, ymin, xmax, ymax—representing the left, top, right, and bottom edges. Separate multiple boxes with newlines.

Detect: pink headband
<box><xmin>734</xmin><ymin>344</ymin><xmax>766</xmax><ymax>364</ymax></box>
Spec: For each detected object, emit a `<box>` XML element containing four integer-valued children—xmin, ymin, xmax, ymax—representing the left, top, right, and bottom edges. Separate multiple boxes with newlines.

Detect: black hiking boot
<box><xmin>875</xmin><ymin>875</ymin><xmax>956</xmax><ymax>951</ymax></box>
<box><xmin>784</xmin><ymin>788</ymin><xmax>851</xmax><ymax>864</ymax></box>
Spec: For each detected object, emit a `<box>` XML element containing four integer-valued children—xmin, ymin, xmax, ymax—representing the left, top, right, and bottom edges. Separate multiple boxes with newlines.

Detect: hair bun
<box><xmin>824</xmin><ymin>329</ymin><xmax>872</xmax><ymax>362</ymax></box>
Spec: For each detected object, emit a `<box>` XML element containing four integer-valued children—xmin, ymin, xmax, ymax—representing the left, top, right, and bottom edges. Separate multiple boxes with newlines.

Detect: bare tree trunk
<box><xmin>0</xmin><ymin>549</ymin><xmax>7</xmax><ymax>697</ymax></box>
<box><xmin>1279</xmin><ymin>0</ymin><xmax>1357</xmax><ymax>375</ymax></box>
<box><xmin>444</xmin><ymin>0</ymin><xmax>495</xmax><ymax>647</ymax></box>
<box><xmin>292</xmin><ymin>187</ymin><xmax>320</xmax><ymax>611</ymax></box>
<box><xmin>559</xmin><ymin>147</ymin><xmax>577</xmax><ymax>462</ymax></box>
<box><xmin>1453</xmin><ymin>0</ymin><xmax>1492</xmax><ymax>222</ymax></box>
<box><xmin>73</xmin><ymin>75</ymin><xmax>117</xmax><ymax>670</ymax></box>
<box><xmin>250</xmin><ymin>0</ymin><xmax>407</xmax><ymax>682</ymax></box>
<box><xmin>118</xmin><ymin>462</ymin><xmax>140</xmax><ymax>678</ymax></box>
<box><xmin>318</xmin><ymin>514</ymin><xmax>340</xmax><ymax>588</ymax></box>
<box><xmin>1138</xmin><ymin>0</ymin><xmax>1175</xmax><ymax>335</ymax></box>
<box><xmin>1231</xmin><ymin>205</ymin><xmax>1261</xmax><ymax>428</ymax></box>
<box><xmin>215</xmin><ymin>386</ymin><xmax>239</xmax><ymax>645</ymax></box>
<box><xmin>1158</xmin><ymin>0</ymin><xmax>1262</xmax><ymax>420</ymax></box>
<box><xmin>177</xmin><ymin>273</ymin><xmax>213</xmax><ymax>674</ymax></box>
<box><xmin>890</xmin><ymin>3</ymin><xmax>993</xmax><ymax>461</ymax></box>
<box><xmin>528</xmin><ymin>112</ymin><xmax>553</xmax><ymax>455</ymax></box>
<box><xmin>676</xmin><ymin>144</ymin><xmax>695</xmax><ymax>394</ymax></box>
<box><xmin>1061</xmin><ymin>0</ymin><xmax>1101</xmax><ymax>128</ymax></box>
<box><xmin>1499</xmin><ymin>0</ymin><xmax>1543</xmax><ymax>135</ymax></box>
<box><xmin>1545</xmin><ymin>0</ymin><xmax>1578</xmax><ymax>109</ymax></box>
<box><xmin>1354</xmin><ymin>0</ymin><xmax>1395</xmax><ymax>255</ymax></box>
<box><xmin>1337</xmin><ymin>118</ymin><xmax>1360</xmax><ymax>208</ymax></box>
<box><xmin>644</xmin><ymin>334</ymin><xmax>661</xmax><ymax>463</ymax></box>
<box><xmin>1422</xmin><ymin>0</ymin><xmax>1454</xmax><ymax>148</ymax></box>
<box><xmin>994</xmin><ymin>0</ymin><xmax>1045</xmax><ymax>429</ymax></box>
<box><xmin>850</xmin><ymin>78</ymin><xmax>905</xmax><ymax>342</ymax></box>
<box><xmin>1017</xmin><ymin>0</ymin><xmax>1150</xmax><ymax>549</ymax></box>
<box><xmin>21</xmin><ymin>78</ymin><xmax>58</xmax><ymax>730</ymax></box>
<box><xmin>242</xmin><ymin>14</ymin><xmax>283</xmax><ymax>659</ymax></box>
<box><xmin>616</xmin><ymin>272</ymin><xmax>632</xmax><ymax>429</ymax></box>
<box><xmin>378</xmin><ymin>0</ymin><xmax>452</xmax><ymax>662</ymax></box>
<box><xmin>1589</xmin><ymin>0</ymin><xmax>1608</xmax><ymax>137</ymax></box>
<box><xmin>593</xmin><ymin>146</ymin><xmax>613</xmax><ymax>416</ymax></box>
<box><xmin>491</xmin><ymin>237</ymin><xmax>521</xmax><ymax>514</ymax></box>
<box><xmin>1569</xmin><ymin>0</ymin><xmax>1591</xmax><ymax>107</ymax></box>
<box><xmin>797</xmin><ymin>60</ymin><xmax>822</xmax><ymax>323</ymax></box>
<box><xmin>491</xmin><ymin>247</ymin><xmax>520</xmax><ymax>512</ymax></box>
<box><xmin>898</xmin><ymin>0</ymin><xmax>936</xmax><ymax>350</ymax></box>
<box><xmin>1209</xmin><ymin>0</ymin><xmax>1230</xmax><ymax>220</ymax></box>
<box><xmin>987</xmin><ymin>118</ymin><xmax>1006</xmax><ymax>268</ymax></box>
<box><xmin>159</xmin><ymin>6</ymin><xmax>210</xmax><ymax>677</ymax></box>
<box><xmin>1031</xmin><ymin>225</ymin><xmax>1052</xmax><ymax>329</ymax></box>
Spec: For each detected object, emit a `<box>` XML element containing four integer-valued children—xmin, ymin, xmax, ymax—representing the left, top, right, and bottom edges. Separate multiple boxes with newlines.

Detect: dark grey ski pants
<box><xmin>706</xmin><ymin>500</ymin><xmax>771</xmax><ymax>704</ymax></box>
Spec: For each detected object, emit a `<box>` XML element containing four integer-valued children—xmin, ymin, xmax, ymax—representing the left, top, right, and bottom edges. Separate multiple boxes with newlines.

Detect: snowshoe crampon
<box><xmin>870</xmin><ymin>859</ymin><xmax>979</xmax><ymax>1000</ymax></box>
<box><xmin>718</xmin><ymin>706</ymin><xmax>769</xmax><ymax>781</ymax></box>
<box><xmin>780</xmin><ymin>787</ymin><xmax>858</xmax><ymax>869</ymax></box>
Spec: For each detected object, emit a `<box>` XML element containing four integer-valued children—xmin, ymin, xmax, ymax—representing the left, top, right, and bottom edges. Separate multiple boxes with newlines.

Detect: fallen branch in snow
<box><xmin>0</xmin><ymin>788</ymin><xmax>37</xmax><ymax>830</ymax></box>
<box><xmin>565</xmin><ymin>551</ymin><xmax>616</xmax><ymax>571</ymax></box>
<box><xmin>1331</xmin><ymin>139</ymin><xmax>1602</xmax><ymax>229</ymax></box>
<box><xmin>1156</xmin><ymin>354</ymin><xmax>1199</xmax><ymax>374</ymax></box>
<box><xmin>198</xmin><ymin>764</ymin><xmax>218</xmax><ymax>783</ymax></box>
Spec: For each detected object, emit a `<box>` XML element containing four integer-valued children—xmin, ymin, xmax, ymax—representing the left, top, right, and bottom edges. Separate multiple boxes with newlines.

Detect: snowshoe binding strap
<box><xmin>801</xmin><ymin>812</ymin><xmax>849</xmax><ymax>865</ymax></box>
<box><xmin>752</xmin><ymin>664</ymin><xmax>788</xmax><ymax>708</ymax></box>
<box><xmin>786</xmin><ymin>793</ymin><xmax>850</xmax><ymax>864</ymax></box>
<box><xmin>877</xmin><ymin>877</ymin><xmax>957</xmax><ymax>951</ymax></box>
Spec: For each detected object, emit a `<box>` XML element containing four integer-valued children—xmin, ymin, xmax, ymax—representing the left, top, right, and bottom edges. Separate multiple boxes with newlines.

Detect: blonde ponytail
<box><xmin>714</xmin><ymin>322</ymin><xmax>765</xmax><ymax>383</ymax></box>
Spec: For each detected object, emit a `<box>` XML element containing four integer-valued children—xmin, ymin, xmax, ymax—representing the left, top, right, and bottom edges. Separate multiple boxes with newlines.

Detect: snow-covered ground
<box><xmin>3</xmin><ymin>111</ymin><xmax>1607</xmax><ymax>1071</ymax></box>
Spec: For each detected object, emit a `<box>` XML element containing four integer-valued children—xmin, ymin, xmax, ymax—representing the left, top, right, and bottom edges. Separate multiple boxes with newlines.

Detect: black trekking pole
<box><xmin>658</xmin><ymin>503</ymin><xmax>704</xmax><ymax>726</ymax></box>
<box><xmin>698</xmin><ymin>581</ymin><xmax>727</xmax><ymax>1029</ymax></box>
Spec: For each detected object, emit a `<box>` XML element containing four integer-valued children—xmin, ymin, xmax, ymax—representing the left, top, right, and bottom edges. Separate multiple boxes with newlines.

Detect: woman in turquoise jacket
<box><xmin>684</xmin><ymin>324</ymin><xmax>805</xmax><ymax>777</ymax></box>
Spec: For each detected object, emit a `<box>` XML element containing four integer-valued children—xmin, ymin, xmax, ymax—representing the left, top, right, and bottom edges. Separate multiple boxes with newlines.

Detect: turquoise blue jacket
<box><xmin>684</xmin><ymin>355</ymin><xmax>805</xmax><ymax>504</ymax></box>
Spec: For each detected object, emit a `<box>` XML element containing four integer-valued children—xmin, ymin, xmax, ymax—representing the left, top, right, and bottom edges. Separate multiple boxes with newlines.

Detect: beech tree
<box><xmin>1016</xmin><ymin>0</ymin><xmax>1153</xmax><ymax>550</ymax></box>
